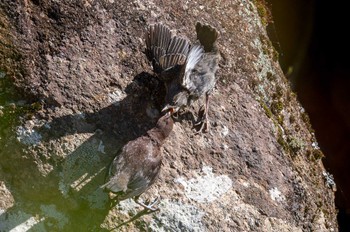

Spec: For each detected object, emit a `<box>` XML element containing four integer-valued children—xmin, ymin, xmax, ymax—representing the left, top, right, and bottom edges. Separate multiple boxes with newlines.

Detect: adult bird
<box><xmin>145</xmin><ymin>22</ymin><xmax>220</xmax><ymax>132</ymax></box>
<box><xmin>101</xmin><ymin>112</ymin><xmax>173</xmax><ymax>211</ymax></box>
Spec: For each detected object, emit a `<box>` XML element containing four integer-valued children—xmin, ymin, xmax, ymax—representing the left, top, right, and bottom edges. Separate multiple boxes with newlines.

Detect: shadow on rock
<box><xmin>0</xmin><ymin>72</ymin><xmax>173</xmax><ymax>231</ymax></box>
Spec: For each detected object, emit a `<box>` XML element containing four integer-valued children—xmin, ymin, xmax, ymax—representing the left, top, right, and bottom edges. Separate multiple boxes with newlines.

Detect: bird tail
<box><xmin>195</xmin><ymin>22</ymin><xmax>219</xmax><ymax>52</ymax></box>
<box><xmin>145</xmin><ymin>23</ymin><xmax>190</xmax><ymax>73</ymax></box>
<box><xmin>100</xmin><ymin>178</ymin><xmax>125</xmax><ymax>193</ymax></box>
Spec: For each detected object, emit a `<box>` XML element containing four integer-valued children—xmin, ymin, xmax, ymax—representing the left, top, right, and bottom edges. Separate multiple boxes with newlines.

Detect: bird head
<box><xmin>162</xmin><ymin>91</ymin><xmax>190</xmax><ymax>115</ymax></box>
<box><xmin>155</xmin><ymin>109</ymin><xmax>174</xmax><ymax>139</ymax></box>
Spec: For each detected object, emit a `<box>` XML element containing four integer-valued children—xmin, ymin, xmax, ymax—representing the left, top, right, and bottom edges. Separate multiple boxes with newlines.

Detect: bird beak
<box><xmin>161</xmin><ymin>105</ymin><xmax>171</xmax><ymax>113</ymax></box>
<box><xmin>162</xmin><ymin>106</ymin><xmax>174</xmax><ymax>117</ymax></box>
<box><xmin>163</xmin><ymin>107</ymin><xmax>174</xmax><ymax>117</ymax></box>
<box><xmin>162</xmin><ymin>105</ymin><xmax>179</xmax><ymax>114</ymax></box>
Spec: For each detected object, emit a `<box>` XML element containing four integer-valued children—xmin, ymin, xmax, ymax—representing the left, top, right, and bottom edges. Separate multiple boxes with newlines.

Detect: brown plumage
<box><xmin>101</xmin><ymin>112</ymin><xmax>173</xmax><ymax>210</ymax></box>
<box><xmin>145</xmin><ymin>22</ymin><xmax>220</xmax><ymax>132</ymax></box>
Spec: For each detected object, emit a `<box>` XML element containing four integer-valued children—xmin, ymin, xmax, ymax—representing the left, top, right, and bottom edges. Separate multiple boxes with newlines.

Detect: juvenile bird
<box><xmin>101</xmin><ymin>112</ymin><xmax>173</xmax><ymax>211</ymax></box>
<box><xmin>145</xmin><ymin>22</ymin><xmax>220</xmax><ymax>132</ymax></box>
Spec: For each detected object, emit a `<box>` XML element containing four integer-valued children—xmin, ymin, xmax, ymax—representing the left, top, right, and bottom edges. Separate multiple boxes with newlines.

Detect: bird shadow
<box><xmin>0</xmin><ymin>71</ymin><xmax>198</xmax><ymax>231</ymax></box>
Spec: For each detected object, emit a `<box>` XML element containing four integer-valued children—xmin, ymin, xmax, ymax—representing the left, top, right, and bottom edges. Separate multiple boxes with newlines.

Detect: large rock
<box><xmin>0</xmin><ymin>0</ymin><xmax>338</xmax><ymax>231</ymax></box>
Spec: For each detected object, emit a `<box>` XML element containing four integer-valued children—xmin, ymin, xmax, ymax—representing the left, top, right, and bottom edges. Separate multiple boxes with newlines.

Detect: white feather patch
<box><xmin>185</xmin><ymin>45</ymin><xmax>203</xmax><ymax>73</ymax></box>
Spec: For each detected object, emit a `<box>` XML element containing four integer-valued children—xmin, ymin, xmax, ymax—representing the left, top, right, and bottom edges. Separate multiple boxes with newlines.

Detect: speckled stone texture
<box><xmin>0</xmin><ymin>0</ymin><xmax>338</xmax><ymax>231</ymax></box>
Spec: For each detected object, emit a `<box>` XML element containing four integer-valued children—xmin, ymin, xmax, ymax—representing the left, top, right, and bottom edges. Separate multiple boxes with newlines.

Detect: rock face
<box><xmin>0</xmin><ymin>0</ymin><xmax>338</xmax><ymax>231</ymax></box>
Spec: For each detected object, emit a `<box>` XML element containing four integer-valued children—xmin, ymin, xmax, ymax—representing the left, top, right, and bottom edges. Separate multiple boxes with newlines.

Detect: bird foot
<box><xmin>171</xmin><ymin>111</ymin><xmax>179</xmax><ymax>119</ymax></box>
<box><xmin>194</xmin><ymin>120</ymin><xmax>209</xmax><ymax>133</ymax></box>
<box><xmin>113</xmin><ymin>206</ymin><xmax>157</xmax><ymax>229</ymax></box>
<box><xmin>109</xmin><ymin>195</ymin><xmax>120</xmax><ymax>208</ymax></box>
<box><xmin>135</xmin><ymin>197</ymin><xmax>160</xmax><ymax>212</ymax></box>
<box><xmin>112</xmin><ymin>197</ymin><xmax>160</xmax><ymax>229</ymax></box>
<box><xmin>194</xmin><ymin>107</ymin><xmax>210</xmax><ymax>133</ymax></box>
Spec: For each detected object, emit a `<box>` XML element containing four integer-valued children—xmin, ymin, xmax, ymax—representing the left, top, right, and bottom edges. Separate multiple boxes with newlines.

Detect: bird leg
<box><xmin>171</xmin><ymin>111</ymin><xmax>180</xmax><ymax>119</ymax></box>
<box><xmin>111</xmin><ymin>197</ymin><xmax>160</xmax><ymax>229</ymax></box>
<box><xmin>195</xmin><ymin>93</ymin><xmax>210</xmax><ymax>133</ymax></box>
<box><xmin>108</xmin><ymin>194</ymin><xmax>121</xmax><ymax>208</ymax></box>
<box><xmin>113</xmin><ymin>207</ymin><xmax>155</xmax><ymax>229</ymax></box>
<box><xmin>134</xmin><ymin>196</ymin><xmax>160</xmax><ymax>212</ymax></box>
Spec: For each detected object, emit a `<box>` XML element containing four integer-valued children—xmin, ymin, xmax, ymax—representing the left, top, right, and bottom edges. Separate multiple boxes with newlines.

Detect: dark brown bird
<box><xmin>145</xmin><ymin>22</ymin><xmax>220</xmax><ymax>132</ymax></box>
<box><xmin>101</xmin><ymin>112</ymin><xmax>173</xmax><ymax>211</ymax></box>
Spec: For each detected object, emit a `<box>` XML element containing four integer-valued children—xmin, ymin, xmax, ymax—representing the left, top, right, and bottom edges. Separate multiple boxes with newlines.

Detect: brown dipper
<box><xmin>101</xmin><ymin>112</ymin><xmax>173</xmax><ymax>211</ymax></box>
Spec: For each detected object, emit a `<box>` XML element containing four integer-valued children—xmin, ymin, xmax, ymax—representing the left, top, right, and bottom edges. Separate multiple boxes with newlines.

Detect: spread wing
<box><xmin>145</xmin><ymin>23</ymin><xmax>172</xmax><ymax>64</ymax></box>
<box><xmin>145</xmin><ymin>23</ymin><xmax>190</xmax><ymax>73</ymax></box>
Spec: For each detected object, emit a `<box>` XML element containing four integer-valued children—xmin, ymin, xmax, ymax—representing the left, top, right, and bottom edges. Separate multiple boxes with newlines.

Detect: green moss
<box><xmin>277</xmin><ymin>132</ymin><xmax>289</xmax><ymax>152</ymax></box>
<box><xmin>266</xmin><ymin>71</ymin><xmax>274</xmax><ymax>81</ymax></box>
<box><xmin>287</xmin><ymin>90</ymin><xmax>297</xmax><ymax>102</ymax></box>
<box><xmin>287</xmin><ymin>136</ymin><xmax>304</xmax><ymax>154</ymax></box>
<box><xmin>258</xmin><ymin>32</ymin><xmax>279</xmax><ymax>63</ymax></box>
<box><xmin>301</xmin><ymin>111</ymin><xmax>314</xmax><ymax>133</ymax></box>
<box><xmin>313</xmin><ymin>149</ymin><xmax>324</xmax><ymax>160</ymax></box>
<box><xmin>261</xmin><ymin>101</ymin><xmax>273</xmax><ymax>118</ymax></box>
<box><xmin>271</xmin><ymin>100</ymin><xmax>283</xmax><ymax>115</ymax></box>
<box><xmin>253</xmin><ymin>0</ymin><xmax>271</xmax><ymax>27</ymax></box>
<box><xmin>301</xmin><ymin>112</ymin><xmax>310</xmax><ymax>124</ymax></box>
<box><xmin>0</xmin><ymin>101</ymin><xmax>43</xmax><ymax>128</ymax></box>
<box><xmin>260</xmin><ymin>36</ymin><xmax>273</xmax><ymax>58</ymax></box>
<box><xmin>30</xmin><ymin>101</ymin><xmax>43</xmax><ymax>111</ymax></box>
<box><xmin>277</xmin><ymin>114</ymin><xmax>284</xmax><ymax>125</ymax></box>
<box><xmin>306</xmin><ymin>149</ymin><xmax>325</xmax><ymax>161</ymax></box>
<box><xmin>271</xmin><ymin>47</ymin><xmax>279</xmax><ymax>62</ymax></box>
<box><xmin>274</xmin><ymin>85</ymin><xmax>283</xmax><ymax>99</ymax></box>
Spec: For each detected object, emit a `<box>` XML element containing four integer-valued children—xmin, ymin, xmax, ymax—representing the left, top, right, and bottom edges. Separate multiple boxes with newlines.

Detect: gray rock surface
<box><xmin>0</xmin><ymin>0</ymin><xmax>338</xmax><ymax>231</ymax></box>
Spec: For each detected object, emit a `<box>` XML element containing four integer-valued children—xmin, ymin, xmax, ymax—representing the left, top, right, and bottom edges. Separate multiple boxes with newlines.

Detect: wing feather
<box><xmin>145</xmin><ymin>23</ymin><xmax>172</xmax><ymax>64</ymax></box>
<box><xmin>145</xmin><ymin>23</ymin><xmax>190</xmax><ymax>73</ymax></box>
<box><xmin>182</xmin><ymin>45</ymin><xmax>204</xmax><ymax>89</ymax></box>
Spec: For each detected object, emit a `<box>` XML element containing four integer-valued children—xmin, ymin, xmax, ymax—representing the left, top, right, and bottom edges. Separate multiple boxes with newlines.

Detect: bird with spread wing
<box><xmin>145</xmin><ymin>22</ymin><xmax>220</xmax><ymax>132</ymax></box>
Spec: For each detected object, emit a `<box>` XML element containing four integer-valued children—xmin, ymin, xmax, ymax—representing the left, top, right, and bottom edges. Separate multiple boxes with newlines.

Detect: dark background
<box><xmin>266</xmin><ymin>0</ymin><xmax>350</xmax><ymax>230</ymax></box>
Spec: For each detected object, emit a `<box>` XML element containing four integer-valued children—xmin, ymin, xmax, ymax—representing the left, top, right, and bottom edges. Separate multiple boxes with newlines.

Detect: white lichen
<box><xmin>175</xmin><ymin>165</ymin><xmax>233</xmax><ymax>203</ymax></box>
<box><xmin>0</xmin><ymin>71</ymin><xmax>5</xmax><ymax>78</ymax></box>
<box><xmin>149</xmin><ymin>199</ymin><xmax>205</xmax><ymax>232</ymax></box>
<box><xmin>323</xmin><ymin>171</ymin><xmax>336</xmax><ymax>191</ymax></box>
<box><xmin>269</xmin><ymin>187</ymin><xmax>285</xmax><ymax>202</ymax></box>
<box><xmin>16</xmin><ymin>126</ymin><xmax>42</xmax><ymax>146</ymax></box>
<box><xmin>221</xmin><ymin>125</ymin><xmax>229</xmax><ymax>137</ymax></box>
<box><xmin>116</xmin><ymin>198</ymin><xmax>140</xmax><ymax>214</ymax></box>
<box><xmin>108</xmin><ymin>88</ymin><xmax>126</xmax><ymax>105</ymax></box>
<box><xmin>311</xmin><ymin>141</ymin><xmax>320</xmax><ymax>150</ymax></box>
